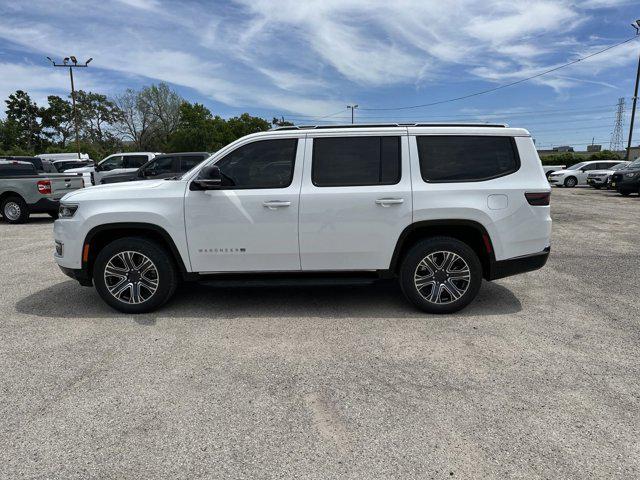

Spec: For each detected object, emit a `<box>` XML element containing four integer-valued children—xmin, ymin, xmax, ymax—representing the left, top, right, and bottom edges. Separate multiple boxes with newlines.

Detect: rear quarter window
<box><xmin>417</xmin><ymin>136</ymin><xmax>520</xmax><ymax>183</ymax></box>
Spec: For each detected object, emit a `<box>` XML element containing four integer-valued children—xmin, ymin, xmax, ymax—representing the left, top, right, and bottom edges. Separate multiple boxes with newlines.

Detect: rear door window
<box><xmin>312</xmin><ymin>136</ymin><xmax>401</xmax><ymax>187</ymax></box>
<box><xmin>143</xmin><ymin>156</ymin><xmax>176</xmax><ymax>177</ymax></box>
<box><xmin>180</xmin><ymin>155</ymin><xmax>207</xmax><ymax>172</ymax></box>
<box><xmin>416</xmin><ymin>136</ymin><xmax>519</xmax><ymax>182</ymax></box>
<box><xmin>125</xmin><ymin>155</ymin><xmax>150</xmax><ymax>168</ymax></box>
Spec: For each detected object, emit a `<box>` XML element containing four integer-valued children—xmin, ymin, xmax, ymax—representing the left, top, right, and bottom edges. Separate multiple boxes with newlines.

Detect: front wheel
<box><xmin>564</xmin><ymin>176</ymin><xmax>578</xmax><ymax>188</ymax></box>
<box><xmin>399</xmin><ymin>237</ymin><xmax>483</xmax><ymax>314</ymax></box>
<box><xmin>93</xmin><ymin>237</ymin><xmax>178</xmax><ymax>313</ymax></box>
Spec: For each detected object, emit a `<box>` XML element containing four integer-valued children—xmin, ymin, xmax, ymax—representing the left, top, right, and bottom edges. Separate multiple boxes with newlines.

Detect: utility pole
<box><xmin>347</xmin><ymin>104</ymin><xmax>358</xmax><ymax>124</ymax></box>
<box><xmin>46</xmin><ymin>56</ymin><xmax>92</xmax><ymax>159</ymax></box>
<box><xmin>626</xmin><ymin>21</ymin><xmax>640</xmax><ymax>161</ymax></box>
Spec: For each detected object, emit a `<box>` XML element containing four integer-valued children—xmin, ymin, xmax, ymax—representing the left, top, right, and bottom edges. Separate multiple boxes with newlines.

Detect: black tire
<box><xmin>564</xmin><ymin>176</ymin><xmax>578</xmax><ymax>188</ymax></box>
<box><xmin>593</xmin><ymin>185</ymin><xmax>602</xmax><ymax>190</ymax></box>
<box><xmin>48</xmin><ymin>211</ymin><xmax>59</xmax><ymax>219</ymax></box>
<box><xmin>93</xmin><ymin>236</ymin><xmax>178</xmax><ymax>314</ymax></box>
<box><xmin>1</xmin><ymin>195</ymin><xmax>30</xmax><ymax>224</ymax></box>
<box><xmin>399</xmin><ymin>237</ymin><xmax>483</xmax><ymax>314</ymax></box>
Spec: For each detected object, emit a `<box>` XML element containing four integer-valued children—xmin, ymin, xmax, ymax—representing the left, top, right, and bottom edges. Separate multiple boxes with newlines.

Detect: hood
<box><xmin>549</xmin><ymin>169</ymin><xmax>572</xmax><ymax>175</ymax></box>
<box><xmin>64</xmin><ymin>165</ymin><xmax>95</xmax><ymax>173</ymax></box>
<box><xmin>61</xmin><ymin>179</ymin><xmax>172</xmax><ymax>202</ymax></box>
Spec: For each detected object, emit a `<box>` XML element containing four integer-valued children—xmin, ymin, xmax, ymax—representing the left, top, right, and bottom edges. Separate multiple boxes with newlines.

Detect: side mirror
<box><xmin>137</xmin><ymin>169</ymin><xmax>146</xmax><ymax>178</ymax></box>
<box><xmin>190</xmin><ymin>165</ymin><xmax>222</xmax><ymax>190</ymax></box>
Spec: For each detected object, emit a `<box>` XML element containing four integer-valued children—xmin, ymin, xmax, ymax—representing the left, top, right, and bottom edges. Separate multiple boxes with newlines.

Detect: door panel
<box><xmin>299</xmin><ymin>133</ymin><xmax>412</xmax><ymax>271</ymax></box>
<box><xmin>185</xmin><ymin>137</ymin><xmax>304</xmax><ymax>273</ymax></box>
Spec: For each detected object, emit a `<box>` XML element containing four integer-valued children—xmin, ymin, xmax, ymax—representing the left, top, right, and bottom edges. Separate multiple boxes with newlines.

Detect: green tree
<box><xmin>166</xmin><ymin>102</ymin><xmax>218</xmax><ymax>152</ymax></box>
<box><xmin>137</xmin><ymin>83</ymin><xmax>183</xmax><ymax>148</ymax></box>
<box><xmin>41</xmin><ymin>95</ymin><xmax>74</xmax><ymax>147</ymax></box>
<box><xmin>272</xmin><ymin>116</ymin><xmax>294</xmax><ymax>127</ymax></box>
<box><xmin>222</xmin><ymin>113</ymin><xmax>271</xmax><ymax>144</ymax></box>
<box><xmin>5</xmin><ymin>90</ymin><xmax>44</xmax><ymax>152</ymax></box>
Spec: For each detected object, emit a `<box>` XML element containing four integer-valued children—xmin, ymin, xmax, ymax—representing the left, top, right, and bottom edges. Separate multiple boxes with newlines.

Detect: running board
<box><xmin>196</xmin><ymin>271</ymin><xmax>383</xmax><ymax>288</ymax></box>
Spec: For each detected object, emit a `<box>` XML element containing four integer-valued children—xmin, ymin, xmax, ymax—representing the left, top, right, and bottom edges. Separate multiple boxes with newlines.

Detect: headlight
<box><xmin>59</xmin><ymin>203</ymin><xmax>78</xmax><ymax>218</ymax></box>
<box><xmin>625</xmin><ymin>172</ymin><xmax>639</xmax><ymax>178</ymax></box>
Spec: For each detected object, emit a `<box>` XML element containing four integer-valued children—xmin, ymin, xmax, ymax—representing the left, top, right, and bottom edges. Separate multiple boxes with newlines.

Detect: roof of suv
<box><xmin>264</xmin><ymin>123</ymin><xmax>530</xmax><ymax>137</ymax></box>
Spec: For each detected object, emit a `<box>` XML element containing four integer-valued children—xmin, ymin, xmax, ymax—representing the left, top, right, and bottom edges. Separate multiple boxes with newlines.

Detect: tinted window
<box><xmin>312</xmin><ymin>136</ymin><xmax>400</xmax><ymax>187</ymax></box>
<box><xmin>417</xmin><ymin>136</ymin><xmax>519</xmax><ymax>182</ymax></box>
<box><xmin>0</xmin><ymin>163</ymin><xmax>37</xmax><ymax>176</ymax></box>
<box><xmin>180</xmin><ymin>155</ymin><xmax>206</xmax><ymax>172</ymax></box>
<box><xmin>580</xmin><ymin>163</ymin><xmax>598</xmax><ymax>172</ymax></box>
<box><xmin>125</xmin><ymin>155</ymin><xmax>149</xmax><ymax>168</ymax></box>
<box><xmin>144</xmin><ymin>156</ymin><xmax>176</xmax><ymax>177</ymax></box>
<box><xmin>214</xmin><ymin>139</ymin><xmax>297</xmax><ymax>189</ymax></box>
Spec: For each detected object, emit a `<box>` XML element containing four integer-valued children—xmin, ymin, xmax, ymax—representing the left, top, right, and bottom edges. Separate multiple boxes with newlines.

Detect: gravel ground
<box><xmin>0</xmin><ymin>187</ymin><xmax>638</xmax><ymax>479</ymax></box>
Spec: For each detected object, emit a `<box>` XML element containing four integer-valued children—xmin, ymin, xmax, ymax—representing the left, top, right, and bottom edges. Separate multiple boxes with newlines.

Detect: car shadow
<box><xmin>15</xmin><ymin>279</ymin><xmax>522</xmax><ymax>324</ymax></box>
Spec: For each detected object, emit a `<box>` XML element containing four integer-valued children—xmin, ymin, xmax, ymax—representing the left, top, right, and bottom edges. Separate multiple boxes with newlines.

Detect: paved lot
<box><xmin>0</xmin><ymin>187</ymin><xmax>639</xmax><ymax>479</ymax></box>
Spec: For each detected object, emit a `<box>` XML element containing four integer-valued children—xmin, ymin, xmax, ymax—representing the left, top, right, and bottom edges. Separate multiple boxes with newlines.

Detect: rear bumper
<box><xmin>29</xmin><ymin>198</ymin><xmax>59</xmax><ymax>213</ymax></box>
<box><xmin>58</xmin><ymin>265</ymin><xmax>93</xmax><ymax>286</ymax></box>
<box><xmin>487</xmin><ymin>247</ymin><xmax>550</xmax><ymax>281</ymax></box>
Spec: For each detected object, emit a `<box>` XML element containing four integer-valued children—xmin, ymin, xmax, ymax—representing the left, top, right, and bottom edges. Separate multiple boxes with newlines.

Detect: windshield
<box><xmin>611</xmin><ymin>162</ymin><xmax>629</xmax><ymax>171</ymax></box>
<box><xmin>566</xmin><ymin>162</ymin><xmax>587</xmax><ymax>170</ymax></box>
<box><xmin>627</xmin><ymin>158</ymin><xmax>640</xmax><ymax>169</ymax></box>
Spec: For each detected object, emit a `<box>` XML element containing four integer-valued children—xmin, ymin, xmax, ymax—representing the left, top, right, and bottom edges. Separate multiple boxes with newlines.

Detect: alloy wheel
<box><xmin>104</xmin><ymin>251</ymin><xmax>159</xmax><ymax>304</ymax></box>
<box><xmin>413</xmin><ymin>251</ymin><xmax>471</xmax><ymax>304</ymax></box>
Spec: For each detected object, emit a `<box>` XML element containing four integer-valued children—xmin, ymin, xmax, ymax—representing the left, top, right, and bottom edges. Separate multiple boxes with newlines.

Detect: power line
<box><xmin>359</xmin><ymin>36</ymin><xmax>639</xmax><ymax>112</ymax></box>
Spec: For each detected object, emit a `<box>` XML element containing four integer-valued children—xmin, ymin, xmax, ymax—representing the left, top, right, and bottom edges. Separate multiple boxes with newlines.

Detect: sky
<box><xmin>0</xmin><ymin>0</ymin><xmax>639</xmax><ymax>150</ymax></box>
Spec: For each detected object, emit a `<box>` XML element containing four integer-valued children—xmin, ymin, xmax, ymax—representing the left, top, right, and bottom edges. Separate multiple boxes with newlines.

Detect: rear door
<box><xmin>298</xmin><ymin>131</ymin><xmax>412</xmax><ymax>270</ymax></box>
<box><xmin>185</xmin><ymin>136</ymin><xmax>303</xmax><ymax>272</ymax></box>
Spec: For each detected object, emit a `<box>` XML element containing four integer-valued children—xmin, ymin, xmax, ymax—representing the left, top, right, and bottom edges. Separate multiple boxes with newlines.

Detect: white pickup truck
<box><xmin>0</xmin><ymin>160</ymin><xmax>84</xmax><ymax>223</ymax></box>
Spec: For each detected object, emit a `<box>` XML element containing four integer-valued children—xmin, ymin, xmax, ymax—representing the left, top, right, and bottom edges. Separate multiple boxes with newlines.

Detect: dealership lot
<box><xmin>0</xmin><ymin>187</ymin><xmax>638</xmax><ymax>479</ymax></box>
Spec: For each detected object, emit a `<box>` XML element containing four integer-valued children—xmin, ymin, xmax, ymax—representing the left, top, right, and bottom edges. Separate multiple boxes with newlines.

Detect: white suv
<box><xmin>53</xmin><ymin>124</ymin><xmax>551</xmax><ymax>314</ymax></box>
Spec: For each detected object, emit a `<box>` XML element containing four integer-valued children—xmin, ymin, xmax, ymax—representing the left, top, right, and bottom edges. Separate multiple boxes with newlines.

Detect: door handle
<box><xmin>263</xmin><ymin>200</ymin><xmax>291</xmax><ymax>210</ymax></box>
<box><xmin>375</xmin><ymin>198</ymin><xmax>404</xmax><ymax>207</ymax></box>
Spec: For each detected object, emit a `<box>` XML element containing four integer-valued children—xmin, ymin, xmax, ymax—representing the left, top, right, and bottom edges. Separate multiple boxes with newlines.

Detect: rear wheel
<box><xmin>593</xmin><ymin>185</ymin><xmax>602</xmax><ymax>190</ymax></box>
<box><xmin>93</xmin><ymin>237</ymin><xmax>178</xmax><ymax>313</ymax></box>
<box><xmin>399</xmin><ymin>237</ymin><xmax>483</xmax><ymax>314</ymax></box>
<box><xmin>1</xmin><ymin>196</ymin><xmax>29</xmax><ymax>224</ymax></box>
<box><xmin>564</xmin><ymin>176</ymin><xmax>578</xmax><ymax>188</ymax></box>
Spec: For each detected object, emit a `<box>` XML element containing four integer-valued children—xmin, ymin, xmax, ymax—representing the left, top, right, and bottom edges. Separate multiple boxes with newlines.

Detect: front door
<box><xmin>185</xmin><ymin>137</ymin><xmax>304</xmax><ymax>272</ymax></box>
<box><xmin>299</xmin><ymin>133</ymin><xmax>412</xmax><ymax>270</ymax></box>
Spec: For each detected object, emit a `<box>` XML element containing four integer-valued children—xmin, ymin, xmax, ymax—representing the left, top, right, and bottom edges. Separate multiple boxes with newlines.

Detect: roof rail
<box><xmin>273</xmin><ymin>122</ymin><xmax>508</xmax><ymax>130</ymax></box>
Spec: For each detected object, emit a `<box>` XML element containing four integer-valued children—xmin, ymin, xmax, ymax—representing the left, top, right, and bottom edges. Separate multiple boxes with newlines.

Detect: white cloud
<box><xmin>0</xmin><ymin>0</ymin><xmax>636</xmax><ymax>116</ymax></box>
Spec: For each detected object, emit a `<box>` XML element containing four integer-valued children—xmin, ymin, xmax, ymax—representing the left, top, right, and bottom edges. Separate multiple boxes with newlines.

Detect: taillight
<box><xmin>37</xmin><ymin>180</ymin><xmax>52</xmax><ymax>195</ymax></box>
<box><xmin>525</xmin><ymin>192</ymin><xmax>550</xmax><ymax>206</ymax></box>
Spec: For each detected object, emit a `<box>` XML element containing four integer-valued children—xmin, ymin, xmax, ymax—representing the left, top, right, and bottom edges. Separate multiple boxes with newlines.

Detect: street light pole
<box><xmin>347</xmin><ymin>104</ymin><xmax>358</xmax><ymax>124</ymax></box>
<box><xmin>46</xmin><ymin>56</ymin><xmax>92</xmax><ymax>159</ymax></box>
<box><xmin>626</xmin><ymin>21</ymin><xmax>640</xmax><ymax>161</ymax></box>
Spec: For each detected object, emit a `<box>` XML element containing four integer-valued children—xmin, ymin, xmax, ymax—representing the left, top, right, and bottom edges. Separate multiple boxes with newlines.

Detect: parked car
<box><xmin>610</xmin><ymin>158</ymin><xmax>640</xmax><ymax>196</ymax></box>
<box><xmin>55</xmin><ymin>123</ymin><xmax>551</xmax><ymax>314</ymax></box>
<box><xmin>52</xmin><ymin>159</ymin><xmax>94</xmax><ymax>172</ymax></box>
<box><xmin>542</xmin><ymin>165</ymin><xmax>566</xmax><ymax>178</ymax></box>
<box><xmin>547</xmin><ymin>160</ymin><xmax>622</xmax><ymax>187</ymax></box>
<box><xmin>0</xmin><ymin>160</ymin><xmax>84</xmax><ymax>223</ymax></box>
<box><xmin>0</xmin><ymin>156</ymin><xmax>57</xmax><ymax>173</ymax></box>
<box><xmin>64</xmin><ymin>152</ymin><xmax>159</xmax><ymax>186</ymax></box>
<box><xmin>100</xmin><ymin>152</ymin><xmax>210</xmax><ymax>184</ymax></box>
<box><xmin>586</xmin><ymin>161</ymin><xmax>630</xmax><ymax>189</ymax></box>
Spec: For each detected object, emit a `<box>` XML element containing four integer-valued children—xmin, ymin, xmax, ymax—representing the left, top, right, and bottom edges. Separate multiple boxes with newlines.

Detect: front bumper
<box><xmin>587</xmin><ymin>177</ymin><xmax>607</xmax><ymax>186</ymax></box>
<box><xmin>487</xmin><ymin>247</ymin><xmax>550</xmax><ymax>281</ymax></box>
<box><xmin>58</xmin><ymin>265</ymin><xmax>93</xmax><ymax>286</ymax></box>
<box><xmin>548</xmin><ymin>176</ymin><xmax>563</xmax><ymax>185</ymax></box>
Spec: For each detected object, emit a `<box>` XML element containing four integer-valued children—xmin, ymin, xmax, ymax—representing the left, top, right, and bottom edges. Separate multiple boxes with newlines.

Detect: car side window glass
<box><xmin>126</xmin><ymin>155</ymin><xmax>150</xmax><ymax>168</ymax></box>
<box><xmin>214</xmin><ymin>139</ymin><xmax>297</xmax><ymax>189</ymax></box>
<box><xmin>312</xmin><ymin>136</ymin><xmax>401</xmax><ymax>187</ymax></box>
<box><xmin>144</xmin><ymin>157</ymin><xmax>175</xmax><ymax>176</ymax></box>
<box><xmin>100</xmin><ymin>156</ymin><xmax>123</xmax><ymax>171</ymax></box>
<box><xmin>180</xmin><ymin>156</ymin><xmax>206</xmax><ymax>172</ymax></box>
<box><xmin>417</xmin><ymin>136</ymin><xmax>519</xmax><ymax>182</ymax></box>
